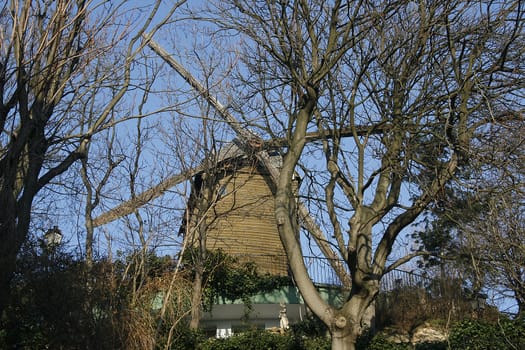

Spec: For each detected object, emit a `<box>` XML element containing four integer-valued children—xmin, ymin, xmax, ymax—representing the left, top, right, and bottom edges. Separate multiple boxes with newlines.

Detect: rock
<box><xmin>381</xmin><ymin>327</ymin><xmax>411</xmax><ymax>344</ymax></box>
<box><xmin>411</xmin><ymin>322</ymin><xmax>448</xmax><ymax>344</ymax></box>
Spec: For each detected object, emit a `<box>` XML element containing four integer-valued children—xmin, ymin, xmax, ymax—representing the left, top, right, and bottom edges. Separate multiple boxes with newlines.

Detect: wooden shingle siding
<box><xmin>184</xmin><ymin>149</ymin><xmax>299</xmax><ymax>277</ymax></box>
<box><xmin>205</xmin><ymin>162</ymin><xmax>289</xmax><ymax>276</ymax></box>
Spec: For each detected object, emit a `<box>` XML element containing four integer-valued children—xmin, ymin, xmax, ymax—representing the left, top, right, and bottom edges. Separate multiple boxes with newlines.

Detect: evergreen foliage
<box><xmin>0</xmin><ymin>244</ymin><xmax>190</xmax><ymax>349</ymax></box>
<box><xmin>448</xmin><ymin>318</ymin><xmax>525</xmax><ymax>350</ymax></box>
<box><xmin>183</xmin><ymin>248</ymin><xmax>291</xmax><ymax>314</ymax></box>
<box><xmin>2</xmin><ymin>244</ymin><xmax>523</xmax><ymax>350</ymax></box>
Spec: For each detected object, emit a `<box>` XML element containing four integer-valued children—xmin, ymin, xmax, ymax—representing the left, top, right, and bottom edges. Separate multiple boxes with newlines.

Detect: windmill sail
<box><xmin>93</xmin><ymin>166</ymin><xmax>202</xmax><ymax>227</ymax></box>
<box><xmin>144</xmin><ymin>38</ymin><xmax>351</xmax><ymax>286</ymax></box>
<box><xmin>95</xmin><ymin>38</ymin><xmax>376</xmax><ymax>286</ymax></box>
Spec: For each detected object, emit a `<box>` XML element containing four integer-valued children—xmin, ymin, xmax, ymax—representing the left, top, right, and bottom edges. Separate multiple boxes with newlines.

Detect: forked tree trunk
<box><xmin>331</xmin><ymin>330</ymin><xmax>359</xmax><ymax>350</ymax></box>
<box><xmin>329</xmin><ymin>314</ymin><xmax>362</xmax><ymax>350</ymax></box>
<box><xmin>189</xmin><ymin>267</ymin><xmax>204</xmax><ymax>329</ymax></box>
<box><xmin>328</xmin><ymin>291</ymin><xmax>376</xmax><ymax>350</ymax></box>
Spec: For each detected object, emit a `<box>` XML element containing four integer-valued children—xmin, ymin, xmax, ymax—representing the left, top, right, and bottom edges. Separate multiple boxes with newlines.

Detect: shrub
<box><xmin>298</xmin><ymin>336</ymin><xmax>330</xmax><ymax>350</ymax></box>
<box><xmin>1</xmin><ymin>244</ymin><xmax>117</xmax><ymax>349</ymax></box>
<box><xmin>448</xmin><ymin>318</ymin><xmax>525</xmax><ymax>350</ymax></box>
<box><xmin>375</xmin><ymin>277</ymin><xmax>480</xmax><ymax>333</ymax></box>
<box><xmin>193</xmin><ymin>327</ymin><xmax>332</xmax><ymax>350</ymax></box>
<box><xmin>167</xmin><ymin>327</ymin><xmax>206</xmax><ymax>350</ymax></box>
<box><xmin>290</xmin><ymin>313</ymin><xmax>328</xmax><ymax>338</ymax></box>
<box><xmin>1</xmin><ymin>245</ymin><xmax>192</xmax><ymax>350</ymax></box>
<box><xmin>363</xmin><ymin>334</ymin><xmax>411</xmax><ymax>350</ymax></box>
<box><xmin>414</xmin><ymin>342</ymin><xmax>448</xmax><ymax>350</ymax></box>
<box><xmin>197</xmin><ymin>329</ymin><xmax>295</xmax><ymax>350</ymax></box>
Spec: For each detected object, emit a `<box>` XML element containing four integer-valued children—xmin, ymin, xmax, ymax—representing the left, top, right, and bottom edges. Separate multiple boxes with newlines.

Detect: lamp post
<box><xmin>470</xmin><ymin>292</ymin><xmax>487</xmax><ymax>318</ymax></box>
<box><xmin>41</xmin><ymin>226</ymin><xmax>63</xmax><ymax>275</ymax></box>
<box><xmin>43</xmin><ymin>226</ymin><xmax>63</xmax><ymax>248</ymax></box>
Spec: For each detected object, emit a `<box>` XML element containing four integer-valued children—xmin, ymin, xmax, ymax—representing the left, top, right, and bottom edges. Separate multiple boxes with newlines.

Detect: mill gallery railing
<box><xmin>232</xmin><ymin>253</ymin><xmax>432</xmax><ymax>292</ymax></box>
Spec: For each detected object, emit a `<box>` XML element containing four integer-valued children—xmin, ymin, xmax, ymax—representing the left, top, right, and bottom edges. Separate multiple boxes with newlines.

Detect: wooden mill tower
<box><xmin>182</xmin><ymin>141</ymin><xmax>299</xmax><ymax>277</ymax></box>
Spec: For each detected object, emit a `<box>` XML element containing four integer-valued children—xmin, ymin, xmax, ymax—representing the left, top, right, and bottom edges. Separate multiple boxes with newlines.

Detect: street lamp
<box><xmin>470</xmin><ymin>292</ymin><xmax>488</xmax><ymax>318</ymax></box>
<box><xmin>44</xmin><ymin>226</ymin><xmax>63</xmax><ymax>247</ymax></box>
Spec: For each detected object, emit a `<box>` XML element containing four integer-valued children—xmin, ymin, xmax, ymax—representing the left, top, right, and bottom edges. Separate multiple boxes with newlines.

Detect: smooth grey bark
<box><xmin>211</xmin><ymin>2</ymin><xmax>525</xmax><ymax>349</ymax></box>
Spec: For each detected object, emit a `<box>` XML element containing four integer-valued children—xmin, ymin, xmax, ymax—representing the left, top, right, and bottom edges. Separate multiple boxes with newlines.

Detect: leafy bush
<box><xmin>191</xmin><ymin>327</ymin><xmax>331</xmax><ymax>350</ymax></box>
<box><xmin>183</xmin><ymin>248</ymin><xmax>291</xmax><ymax>316</ymax></box>
<box><xmin>0</xmin><ymin>243</ymin><xmax>116</xmax><ymax>349</ymax></box>
<box><xmin>197</xmin><ymin>329</ymin><xmax>295</xmax><ymax>350</ymax></box>
<box><xmin>0</xmin><ymin>244</ymin><xmax>192</xmax><ymax>350</ymax></box>
<box><xmin>298</xmin><ymin>336</ymin><xmax>330</xmax><ymax>350</ymax></box>
<box><xmin>290</xmin><ymin>313</ymin><xmax>328</xmax><ymax>338</ymax></box>
<box><xmin>448</xmin><ymin>318</ymin><xmax>525</xmax><ymax>350</ymax></box>
<box><xmin>362</xmin><ymin>334</ymin><xmax>411</xmax><ymax>350</ymax></box>
<box><xmin>167</xmin><ymin>327</ymin><xmax>206</xmax><ymax>350</ymax></box>
<box><xmin>414</xmin><ymin>342</ymin><xmax>448</xmax><ymax>350</ymax></box>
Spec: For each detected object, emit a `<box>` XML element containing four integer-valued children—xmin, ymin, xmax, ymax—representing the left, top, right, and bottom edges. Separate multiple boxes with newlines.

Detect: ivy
<box><xmin>183</xmin><ymin>249</ymin><xmax>291</xmax><ymax>316</ymax></box>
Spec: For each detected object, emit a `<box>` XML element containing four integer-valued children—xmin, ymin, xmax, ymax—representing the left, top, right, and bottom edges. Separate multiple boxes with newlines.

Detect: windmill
<box><xmin>92</xmin><ymin>37</ymin><xmax>361</xmax><ymax>285</ymax></box>
<box><xmin>91</xmin><ymin>37</ymin><xmax>387</xmax><ymax>334</ymax></box>
<box><xmin>178</xmin><ymin>140</ymin><xmax>301</xmax><ymax>276</ymax></box>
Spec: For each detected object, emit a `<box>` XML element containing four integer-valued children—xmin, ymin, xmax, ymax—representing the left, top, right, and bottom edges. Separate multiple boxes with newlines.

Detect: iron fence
<box><xmin>303</xmin><ymin>255</ymin><xmax>433</xmax><ymax>291</ymax></box>
<box><xmin>380</xmin><ymin>268</ymin><xmax>430</xmax><ymax>292</ymax></box>
<box><xmin>303</xmin><ymin>255</ymin><xmax>348</xmax><ymax>286</ymax></box>
<box><xmin>233</xmin><ymin>253</ymin><xmax>434</xmax><ymax>292</ymax></box>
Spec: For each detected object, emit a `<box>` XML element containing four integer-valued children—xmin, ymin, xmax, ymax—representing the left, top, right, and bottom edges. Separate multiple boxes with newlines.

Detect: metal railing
<box><xmin>380</xmin><ymin>269</ymin><xmax>430</xmax><ymax>292</ymax></box>
<box><xmin>232</xmin><ymin>253</ymin><xmax>432</xmax><ymax>291</ymax></box>
<box><xmin>303</xmin><ymin>255</ymin><xmax>349</xmax><ymax>286</ymax></box>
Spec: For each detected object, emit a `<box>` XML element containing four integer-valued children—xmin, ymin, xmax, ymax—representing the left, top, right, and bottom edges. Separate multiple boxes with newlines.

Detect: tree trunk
<box><xmin>517</xmin><ymin>293</ymin><xmax>524</xmax><ymax>318</ymax></box>
<box><xmin>331</xmin><ymin>326</ymin><xmax>359</xmax><ymax>350</ymax></box>
<box><xmin>0</xmin><ymin>241</ymin><xmax>17</xmax><ymax>316</ymax></box>
<box><xmin>328</xmin><ymin>290</ymin><xmax>376</xmax><ymax>350</ymax></box>
<box><xmin>0</xmin><ymin>190</ymin><xmax>31</xmax><ymax>316</ymax></box>
<box><xmin>189</xmin><ymin>267</ymin><xmax>204</xmax><ymax>329</ymax></box>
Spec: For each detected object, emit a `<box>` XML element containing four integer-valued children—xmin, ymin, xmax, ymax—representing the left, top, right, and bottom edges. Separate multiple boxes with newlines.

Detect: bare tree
<box><xmin>0</xmin><ymin>0</ymin><xmax>185</xmax><ymax>314</ymax></box>
<box><xmin>201</xmin><ymin>1</ymin><xmax>525</xmax><ymax>349</ymax></box>
<box><xmin>93</xmin><ymin>35</ymin><xmax>269</xmax><ymax>330</ymax></box>
<box><xmin>85</xmin><ymin>1</ymin><xmax>523</xmax><ymax>348</ymax></box>
<box><xmin>475</xmin><ymin>191</ymin><xmax>524</xmax><ymax>315</ymax></box>
<box><xmin>472</xmin><ymin>123</ymin><xmax>525</xmax><ymax>315</ymax></box>
<box><xmin>160</xmin><ymin>76</ymin><xmax>255</xmax><ymax>329</ymax></box>
<box><xmin>416</xmin><ymin>121</ymin><xmax>525</xmax><ymax>315</ymax></box>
